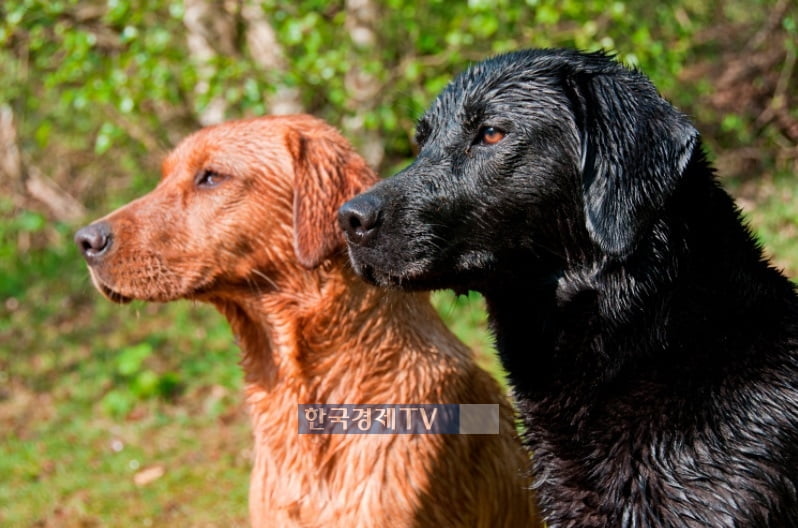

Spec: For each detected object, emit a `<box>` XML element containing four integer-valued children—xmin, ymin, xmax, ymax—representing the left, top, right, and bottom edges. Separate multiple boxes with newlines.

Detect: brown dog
<box><xmin>75</xmin><ymin>115</ymin><xmax>538</xmax><ymax>527</ymax></box>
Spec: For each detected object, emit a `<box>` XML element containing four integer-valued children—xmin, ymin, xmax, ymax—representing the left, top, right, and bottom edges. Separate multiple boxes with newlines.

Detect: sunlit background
<box><xmin>1</xmin><ymin>0</ymin><xmax>796</xmax><ymax>525</ymax></box>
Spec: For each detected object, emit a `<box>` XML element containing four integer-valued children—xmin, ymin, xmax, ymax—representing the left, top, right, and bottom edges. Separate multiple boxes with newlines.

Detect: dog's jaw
<box><xmin>349</xmin><ymin>258</ymin><xmax>434</xmax><ymax>291</ymax></box>
<box><xmin>88</xmin><ymin>268</ymin><xmax>133</xmax><ymax>304</ymax></box>
<box><xmin>347</xmin><ymin>244</ymin><xmax>496</xmax><ymax>295</ymax></box>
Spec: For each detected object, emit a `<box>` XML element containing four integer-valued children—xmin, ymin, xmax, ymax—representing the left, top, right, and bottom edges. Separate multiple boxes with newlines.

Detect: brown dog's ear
<box><xmin>289</xmin><ymin>127</ymin><xmax>378</xmax><ymax>269</ymax></box>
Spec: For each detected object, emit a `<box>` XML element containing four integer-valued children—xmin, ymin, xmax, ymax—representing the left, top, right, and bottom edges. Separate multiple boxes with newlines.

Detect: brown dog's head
<box><xmin>75</xmin><ymin>115</ymin><xmax>376</xmax><ymax>304</ymax></box>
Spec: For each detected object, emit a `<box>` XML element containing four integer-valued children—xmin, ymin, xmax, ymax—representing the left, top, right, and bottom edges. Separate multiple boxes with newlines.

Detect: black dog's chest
<box><xmin>499</xmin><ymin>296</ymin><xmax>798</xmax><ymax>527</ymax></box>
<box><xmin>524</xmin><ymin>400</ymin><xmax>794</xmax><ymax>528</ymax></box>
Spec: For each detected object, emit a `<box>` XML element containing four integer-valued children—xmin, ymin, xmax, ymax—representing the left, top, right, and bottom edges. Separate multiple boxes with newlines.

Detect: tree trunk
<box><xmin>0</xmin><ymin>105</ymin><xmax>86</xmax><ymax>221</ymax></box>
<box><xmin>242</xmin><ymin>1</ymin><xmax>303</xmax><ymax>115</ymax></box>
<box><xmin>343</xmin><ymin>0</ymin><xmax>384</xmax><ymax>168</ymax></box>
<box><xmin>183</xmin><ymin>0</ymin><xmax>237</xmax><ymax>126</ymax></box>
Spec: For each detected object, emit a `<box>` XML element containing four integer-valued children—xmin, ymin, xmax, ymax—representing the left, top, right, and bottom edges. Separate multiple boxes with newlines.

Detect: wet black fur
<box><xmin>339</xmin><ymin>49</ymin><xmax>798</xmax><ymax>527</ymax></box>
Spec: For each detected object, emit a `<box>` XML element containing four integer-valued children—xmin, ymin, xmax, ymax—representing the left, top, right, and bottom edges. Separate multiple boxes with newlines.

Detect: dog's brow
<box><xmin>462</xmin><ymin>103</ymin><xmax>486</xmax><ymax>131</ymax></box>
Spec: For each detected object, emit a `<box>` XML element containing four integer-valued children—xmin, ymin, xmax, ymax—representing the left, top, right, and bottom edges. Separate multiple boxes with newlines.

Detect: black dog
<box><xmin>339</xmin><ymin>49</ymin><xmax>798</xmax><ymax>527</ymax></box>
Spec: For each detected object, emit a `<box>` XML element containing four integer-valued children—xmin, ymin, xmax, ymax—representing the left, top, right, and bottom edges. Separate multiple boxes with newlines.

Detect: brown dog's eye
<box><xmin>478</xmin><ymin>126</ymin><xmax>505</xmax><ymax>145</ymax></box>
<box><xmin>195</xmin><ymin>169</ymin><xmax>226</xmax><ymax>188</ymax></box>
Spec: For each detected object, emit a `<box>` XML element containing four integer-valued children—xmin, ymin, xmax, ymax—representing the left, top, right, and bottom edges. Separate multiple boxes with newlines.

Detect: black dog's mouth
<box><xmin>356</xmin><ymin>263</ymin><xmax>426</xmax><ymax>291</ymax></box>
<box><xmin>348</xmin><ymin>241</ymin><xmax>495</xmax><ymax>294</ymax></box>
<box><xmin>353</xmin><ymin>258</ymin><xmax>470</xmax><ymax>294</ymax></box>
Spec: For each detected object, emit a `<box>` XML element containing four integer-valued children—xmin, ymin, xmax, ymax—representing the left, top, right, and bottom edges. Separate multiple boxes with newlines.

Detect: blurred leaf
<box><xmin>130</xmin><ymin>370</ymin><xmax>159</xmax><ymax>398</ymax></box>
<box><xmin>101</xmin><ymin>388</ymin><xmax>135</xmax><ymax>418</ymax></box>
<box><xmin>116</xmin><ymin>343</ymin><xmax>153</xmax><ymax>377</ymax></box>
<box><xmin>17</xmin><ymin>211</ymin><xmax>46</xmax><ymax>232</ymax></box>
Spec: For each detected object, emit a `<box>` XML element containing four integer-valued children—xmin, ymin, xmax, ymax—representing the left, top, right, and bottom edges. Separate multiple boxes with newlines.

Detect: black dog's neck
<box><xmin>483</xmin><ymin>155</ymin><xmax>797</xmax><ymax>406</ymax></box>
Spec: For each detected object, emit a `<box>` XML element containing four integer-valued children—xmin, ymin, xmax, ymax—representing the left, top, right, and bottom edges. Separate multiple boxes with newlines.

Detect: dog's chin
<box><xmin>357</xmin><ymin>265</ymin><xmax>441</xmax><ymax>291</ymax></box>
<box><xmin>94</xmin><ymin>280</ymin><xmax>134</xmax><ymax>304</ymax></box>
<box><xmin>349</xmin><ymin>247</ymin><xmax>492</xmax><ymax>293</ymax></box>
<box><xmin>349</xmin><ymin>258</ymin><xmax>460</xmax><ymax>293</ymax></box>
<box><xmin>88</xmin><ymin>265</ymin><xmax>217</xmax><ymax>304</ymax></box>
<box><xmin>86</xmin><ymin>267</ymin><xmax>135</xmax><ymax>304</ymax></box>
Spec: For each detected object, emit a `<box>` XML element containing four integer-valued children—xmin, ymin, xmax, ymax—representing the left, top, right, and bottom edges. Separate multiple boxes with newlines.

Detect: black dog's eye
<box><xmin>195</xmin><ymin>169</ymin><xmax>227</xmax><ymax>188</ymax></box>
<box><xmin>476</xmin><ymin>126</ymin><xmax>506</xmax><ymax>146</ymax></box>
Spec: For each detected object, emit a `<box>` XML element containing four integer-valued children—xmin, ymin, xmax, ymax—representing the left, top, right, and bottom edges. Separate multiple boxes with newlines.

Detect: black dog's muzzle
<box><xmin>338</xmin><ymin>192</ymin><xmax>383</xmax><ymax>246</ymax></box>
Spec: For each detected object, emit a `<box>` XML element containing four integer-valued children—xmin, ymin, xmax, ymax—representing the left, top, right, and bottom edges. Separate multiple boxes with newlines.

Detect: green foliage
<box><xmin>3</xmin><ymin>0</ymin><xmax>790</xmax><ymax>186</ymax></box>
<box><xmin>730</xmin><ymin>173</ymin><xmax>798</xmax><ymax>276</ymax></box>
<box><xmin>432</xmin><ymin>290</ymin><xmax>507</xmax><ymax>386</ymax></box>
<box><xmin>0</xmin><ymin>0</ymin><xmax>708</xmax><ymax>185</ymax></box>
<box><xmin>0</xmin><ymin>197</ymin><xmax>245</xmax><ymax>523</ymax></box>
<box><xmin>259</xmin><ymin>0</ymin><xmax>703</xmax><ymax>161</ymax></box>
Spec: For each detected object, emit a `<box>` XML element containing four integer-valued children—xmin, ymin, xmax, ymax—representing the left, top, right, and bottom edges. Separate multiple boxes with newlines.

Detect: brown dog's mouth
<box><xmin>88</xmin><ymin>269</ymin><xmax>134</xmax><ymax>304</ymax></box>
<box><xmin>98</xmin><ymin>281</ymin><xmax>133</xmax><ymax>304</ymax></box>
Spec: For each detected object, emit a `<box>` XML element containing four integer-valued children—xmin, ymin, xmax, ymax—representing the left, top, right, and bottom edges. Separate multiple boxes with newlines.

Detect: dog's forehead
<box><xmin>422</xmin><ymin>49</ymin><xmax>582</xmax><ymax>130</ymax></box>
<box><xmin>162</xmin><ymin>135</ymin><xmax>204</xmax><ymax>178</ymax></box>
<box><xmin>161</xmin><ymin>121</ymin><xmax>290</xmax><ymax>180</ymax></box>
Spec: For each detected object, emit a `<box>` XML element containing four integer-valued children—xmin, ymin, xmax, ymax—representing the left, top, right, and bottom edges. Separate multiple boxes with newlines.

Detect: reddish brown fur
<box><xmin>78</xmin><ymin>115</ymin><xmax>539</xmax><ymax>527</ymax></box>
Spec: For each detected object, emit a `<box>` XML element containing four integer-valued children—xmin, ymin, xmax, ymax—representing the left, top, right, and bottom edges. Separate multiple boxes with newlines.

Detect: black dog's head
<box><xmin>339</xmin><ymin>49</ymin><xmax>697</xmax><ymax>291</ymax></box>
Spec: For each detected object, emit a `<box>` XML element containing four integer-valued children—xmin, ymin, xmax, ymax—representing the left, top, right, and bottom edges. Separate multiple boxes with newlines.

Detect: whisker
<box><xmin>251</xmin><ymin>268</ymin><xmax>278</xmax><ymax>291</ymax></box>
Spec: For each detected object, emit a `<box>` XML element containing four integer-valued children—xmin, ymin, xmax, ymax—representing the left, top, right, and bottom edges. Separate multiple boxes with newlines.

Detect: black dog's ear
<box><xmin>564</xmin><ymin>68</ymin><xmax>698</xmax><ymax>257</ymax></box>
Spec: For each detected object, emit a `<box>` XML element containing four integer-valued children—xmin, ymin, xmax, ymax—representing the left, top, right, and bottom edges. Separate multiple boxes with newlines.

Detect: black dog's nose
<box><xmin>74</xmin><ymin>222</ymin><xmax>113</xmax><ymax>263</ymax></box>
<box><xmin>338</xmin><ymin>193</ymin><xmax>383</xmax><ymax>245</ymax></box>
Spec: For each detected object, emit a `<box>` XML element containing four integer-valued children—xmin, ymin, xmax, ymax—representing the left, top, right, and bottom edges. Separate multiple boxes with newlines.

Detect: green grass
<box><xmin>0</xmin><ymin>204</ymin><xmax>250</xmax><ymax>526</ymax></box>
<box><xmin>730</xmin><ymin>170</ymin><xmax>798</xmax><ymax>278</ymax></box>
<box><xmin>432</xmin><ymin>290</ymin><xmax>507</xmax><ymax>386</ymax></box>
<box><xmin>0</xmin><ymin>393</ymin><xmax>250</xmax><ymax>526</ymax></box>
<box><xmin>1</xmin><ymin>286</ymin><xmax>251</xmax><ymax>527</ymax></box>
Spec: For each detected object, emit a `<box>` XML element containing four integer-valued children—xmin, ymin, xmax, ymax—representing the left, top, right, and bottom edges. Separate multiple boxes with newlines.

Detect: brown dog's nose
<box><xmin>75</xmin><ymin>222</ymin><xmax>113</xmax><ymax>263</ymax></box>
<box><xmin>338</xmin><ymin>193</ymin><xmax>383</xmax><ymax>245</ymax></box>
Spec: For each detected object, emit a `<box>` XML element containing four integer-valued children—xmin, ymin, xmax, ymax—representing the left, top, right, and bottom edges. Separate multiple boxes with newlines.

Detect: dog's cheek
<box><xmin>228</xmin><ymin>237</ymin><xmax>263</xmax><ymax>278</ymax></box>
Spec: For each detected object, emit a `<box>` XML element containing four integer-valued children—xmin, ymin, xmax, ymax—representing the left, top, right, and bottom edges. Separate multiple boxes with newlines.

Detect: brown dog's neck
<box><xmin>209</xmin><ymin>256</ymin><xmax>467</xmax><ymax>403</ymax></box>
